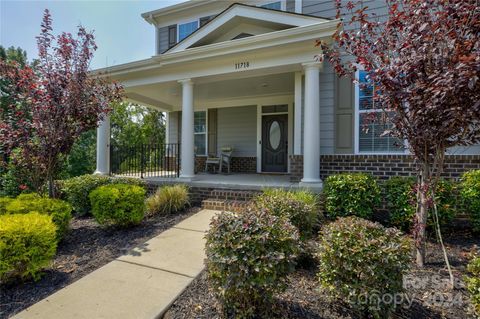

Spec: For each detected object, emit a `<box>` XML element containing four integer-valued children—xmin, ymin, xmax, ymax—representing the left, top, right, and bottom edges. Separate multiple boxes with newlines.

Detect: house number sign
<box><xmin>234</xmin><ymin>61</ymin><xmax>250</xmax><ymax>70</ymax></box>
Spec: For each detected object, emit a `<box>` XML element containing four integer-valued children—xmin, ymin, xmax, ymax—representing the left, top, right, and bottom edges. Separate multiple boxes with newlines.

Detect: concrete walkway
<box><xmin>13</xmin><ymin>209</ymin><xmax>217</xmax><ymax>319</ymax></box>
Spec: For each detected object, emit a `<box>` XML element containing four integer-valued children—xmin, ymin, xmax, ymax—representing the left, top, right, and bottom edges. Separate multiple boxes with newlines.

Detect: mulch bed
<box><xmin>0</xmin><ymin>207</ymin><xmax>201</xmax><ymax>319</ymax></box>
<box><xmin>164</xmin><ymin>232</ymin><xmax>479</xmax><ymax>319</ymax></box>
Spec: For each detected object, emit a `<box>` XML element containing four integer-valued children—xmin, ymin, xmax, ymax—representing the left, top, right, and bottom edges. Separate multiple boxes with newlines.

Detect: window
<box><xmin>178</xmin><ymin>20</ymin><xmax>198</xmax><ymax>41</ymax></box>
<box><xmin>194</xmin><ymin>111</ymin><xmax>206</xmax><ymax>155</ymax></box>
<box><xmin>262</xmin><ymin>105</ymin><xmax>288</xmax><ymax>113</ymax></box>
<box><xmin>356</xmin><ymin>70</ymin><xmax>403</xmax><ymax>153</ymax></box>
<box><xmin>261</xmin><ymin>1</ymin><xmax>282</xmax><ymax>10</ymax></box>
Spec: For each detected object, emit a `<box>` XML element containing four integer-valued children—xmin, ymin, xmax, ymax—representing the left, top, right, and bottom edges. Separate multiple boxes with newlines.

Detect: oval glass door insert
<box><xmin>269</xmin><ymin>121</ymin><xmax>281</xmax><ymax>150</ymax></box>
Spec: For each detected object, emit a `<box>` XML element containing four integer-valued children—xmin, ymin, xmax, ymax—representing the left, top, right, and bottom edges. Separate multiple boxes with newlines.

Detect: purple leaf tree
<box><xmin>319</xmin><ymin>0</ymin><xmax>480</xmax><ymax>269</ymax></box>
<box><xmin>0</xmin><ymin>9</ymin><xmax>123</xmax><ymax>196</ymax></box>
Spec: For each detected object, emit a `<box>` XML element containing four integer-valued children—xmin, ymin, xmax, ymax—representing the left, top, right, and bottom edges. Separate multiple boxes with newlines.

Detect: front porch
<box><xmin>93</xmin><ymin>4</ymin><xmax>339</xmax><ymax>189</ymax></box>
<box><xmin>99</xmin><ymin>63</ymin><xmax>326</xmax><ymax>189</ymax></box>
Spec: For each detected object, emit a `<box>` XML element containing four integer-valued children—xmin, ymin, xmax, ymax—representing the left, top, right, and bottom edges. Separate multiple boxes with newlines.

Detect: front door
<box><xmin>262</xmin><ymin>114</ymin><xmax>288</xmax><ymax>172</ymax></box>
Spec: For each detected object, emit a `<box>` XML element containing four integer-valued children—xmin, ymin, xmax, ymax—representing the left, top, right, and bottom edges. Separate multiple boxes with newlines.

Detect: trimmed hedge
<box><xmin>1</xmin><ymin>193</ymin><xmax>72</xmax><ymax>240</ymax></box>
<box><xmin>253</xmin><ymin>188</ymin><xmax>319</xmax><ymax>241</ymax></box>
<box><xmin>60</xmin><ymin>174</ymin><xmax>146</xmax><ymax>216</ymax></box>
<box><xmin>89</xmin><ymin>184</ymin><xmax>145</xmax><ymax>227</ymax></box>
<box><xmin>323</xmin><ymin>173</ymin><xmax>381</xmax><ymax>219</ymax></box>
<box><xmin>385</xmin><ymin>177</ymin><xmax>456</xmax><ymax>232</ymax></box>
<box><xmin>146</xmin><ymin>184</ymin><xmax>189</xmax><ymax>216</ymax></box>
<box><xmin>206</xmin><ymin>208</ymin><xmax>299</xmax><ymax>318</ymax></box>
<box><xmin>466</xmin><ymin>256</ymin><xmax>480</xmax><ymax>316</ymax></box>
<box><xmin>0</xmin><ymin>212</ymin><xmax>57</xmax><ymax>282</ymax></box>
<box><xmin>460</xmin><ymin>170</ymin><xmax>480</xmax><ymax>232</ymax></box>
<box><xmin>317</xmin><ymin>216</ymin><xmax>411</xmax><ymax>317</ymax></box>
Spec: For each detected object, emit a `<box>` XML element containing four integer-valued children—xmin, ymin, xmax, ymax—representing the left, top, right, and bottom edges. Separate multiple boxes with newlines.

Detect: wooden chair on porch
<box><xmin>205</xmin><ymin>146</ymin><xmax>234</xmax><ymax>174</ymax></box>
<box><xmin>204</xmin><ymin>154</ymin><xmax>221</xmax><ymax>173</ymax></box>
<box><xmin>219</xmin><ymin>146</ymin><xmax>233</xmax><ymax>174</ymax></box>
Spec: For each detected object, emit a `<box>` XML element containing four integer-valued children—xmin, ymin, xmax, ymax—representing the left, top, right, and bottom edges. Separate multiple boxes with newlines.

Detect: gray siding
<box><xmin>217</xmin><ymin>106</ymin><xmax>257</xmax><ymax>157</ymax></box>
<box><xmin>303</xmin><ymin>0</ymin><xmax>387</xmax><ymax>155</ymax></box>
<box><xmin>302</xmin><ymin>0</ymin><xmax>337</xmax><ymax>18</ymax></box>
<box><xmin>319</xmin><ymin>64</ymin><xmax>335</xmax><ymax>155</ymax></box>
<box><xmin>157</xmin><ymin>26</ymin><xmax>169</xmax><ymax>54</ymax></box>
<box><xmin>302</xmin><ymin>0</ymin><xmax>387</xmax><ymax>21</ymax></box>
<box><xmin>286</xmin><ymin>0</ymin><xmax>296</xmax><ymax>12</ymax></box>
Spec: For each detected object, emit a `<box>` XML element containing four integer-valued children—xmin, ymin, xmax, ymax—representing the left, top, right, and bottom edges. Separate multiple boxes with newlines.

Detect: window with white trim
<box><xmin>357</xmin><ymin>70</ymin><xmax>403</xmax><ymax>153</ymax></box>
<box><xmin>194</xmin><ymin>111</ymin><xmax>206</xmax><ymax>155</ymax></box>
<box><xmin>261</xmin><ymin>1</ymin><xmax>282</xmax><ymax>10</ymax></box>
<box><xmin>178</xmin><ymin>20</ymin><xmax>198</xmax><ymax>41</ymax></box>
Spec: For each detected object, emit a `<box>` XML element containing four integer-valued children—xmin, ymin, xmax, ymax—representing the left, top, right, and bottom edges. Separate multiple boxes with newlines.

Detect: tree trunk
<box><xmin>415</xmin><ymin>168</ymin><xmax>429</xmax><ymax>267</ymax></box>
<box><xmin>48</xmin><ymin>174</ymin><xmax>55</xmax><ymax>198</ymax></box>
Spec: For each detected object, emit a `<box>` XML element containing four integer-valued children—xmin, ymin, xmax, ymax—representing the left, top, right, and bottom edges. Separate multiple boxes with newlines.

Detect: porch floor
<box><xmin>146</xmin><ymin>173</ymin><xmax>300</xmax><ymax>190</ymax></box>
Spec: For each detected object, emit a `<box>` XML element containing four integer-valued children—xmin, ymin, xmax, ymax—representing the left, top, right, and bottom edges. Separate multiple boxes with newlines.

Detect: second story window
<box><xmin>178</xmin><ymin>20</ymin><xmax>198</xmax><ymax>41</ymax></box>
<box><xmin>261</xmin><ymin>1</ymin><xmax>282</xmax><ymax>10</ymax></box>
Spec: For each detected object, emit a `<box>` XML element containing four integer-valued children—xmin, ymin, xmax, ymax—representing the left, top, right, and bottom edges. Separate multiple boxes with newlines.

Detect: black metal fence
<box><xmin>110</xmin><ymin>143</ymin><xmax>180</xmax><ymax>178</ymax></box>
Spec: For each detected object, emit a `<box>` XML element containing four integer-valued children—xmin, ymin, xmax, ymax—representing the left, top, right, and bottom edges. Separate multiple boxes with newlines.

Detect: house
<box><xmin>93</xmin><ymin>0</ymin><xmax>480</xmax><ymax>190</ymax></box>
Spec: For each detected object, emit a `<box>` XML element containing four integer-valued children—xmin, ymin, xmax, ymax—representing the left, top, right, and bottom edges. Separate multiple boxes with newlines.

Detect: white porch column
<box><xmin>94</xmin><ymin>115</ymin><xmax>110</xmax><ymax>175</ymax></box>
<box><xmin>179</xmin><ymin>79</ymin><xmax>195</xmax><ymax>180</ymax></box>
<box><xmin>294</xmin><ymin>71</ymin><xmax>303</xmax><ymax>155</ymax></box>
<box><xmin>300</xmin><ymin>62</ymin><xmax>323</xmax><ymax>187</ymax></box>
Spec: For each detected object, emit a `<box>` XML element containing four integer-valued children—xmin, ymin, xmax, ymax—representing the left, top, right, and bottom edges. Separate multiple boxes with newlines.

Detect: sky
<box><xmin>0</xmin><ymin>0</ymin><xmax>185</xmax><ymax>70</ymax></box>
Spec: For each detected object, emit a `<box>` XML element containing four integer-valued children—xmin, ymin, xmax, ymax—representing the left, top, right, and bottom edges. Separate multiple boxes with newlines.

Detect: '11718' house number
<box><xmin>235</xmin><ymin>62</ymin><xmax>250</xmax><ymax>70</ymax></box>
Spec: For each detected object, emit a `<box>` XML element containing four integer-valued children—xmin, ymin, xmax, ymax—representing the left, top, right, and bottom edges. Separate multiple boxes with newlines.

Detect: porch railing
<box><xmin>110</xmin><ymin>142</ymin><xmax>180</xmax><ymax>179</ymax></box>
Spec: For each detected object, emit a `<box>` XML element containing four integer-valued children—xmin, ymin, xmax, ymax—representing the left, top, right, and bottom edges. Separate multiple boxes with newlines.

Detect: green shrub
<box><xmin>323</xmin><ymin>173</ymin><xmax>381</xmax><ymax>219</ymax></box>
<box><xmin>385</xmin><ymin>176</ymin><xmax>416</xmax><ymax>231</ymax></box>
<box><xmin>89</xmin><ymin>184</ymin><xmax>145</xmax><ymax>227</ymax></box>
<box><xmin>460</xmin><ymin>170</ymin><xmax>480</xmax><ymax>232</ymax></box>
<box><xmin>60</xmin><ymin>174</ymin><xmax>146</xmax><ymax>216</ymax></box>
<box><xmin>2</xmin><ymin>193</ymin><xmax>72</xmax><ymax>240</ymax></box>
<box><xmin>253</xmin><ymin>188</ymin><xmax>319</xmax><ymax>240</ymax></box>
<box><xmin>0</xmin><ymin>197</ymin><xmax>13</xmax><ymax>214</ymax></box>
<box><xmin>0</xmin><ymin>212</ymin><xmax>57</xmax><ymax>282</ymax></box>
<box><xmin>205</xmin><ymin>208</ymin><xmax>299</xmax><ymax>318</ymax></box>
<box><xmin>385</xmin><ymin>177</ymin><xmax>456</xmax><ymax>232</ymax></box>
<box><xmin>317</xmin><ymin>216</ymin><xmax>411</xmax><ymax>317</ymax></box>
<box><xmin>433</xmin><ymin>179</ymin><xmax>456</xmax><ymax>227</ymax></box>
<box><xmin>145</xmin><ymin>184</ymin><xmax>189</xmax><ymax>216</ymax></box>
<box><xmin>466</xmin><ymin>256</ymin><xmax>480</xmax><ymax>316</ymax></box>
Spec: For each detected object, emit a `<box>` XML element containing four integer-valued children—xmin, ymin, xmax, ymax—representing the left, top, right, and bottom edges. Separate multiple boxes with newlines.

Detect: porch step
<box><xmin>209</xmin><ymin>189</ymin><xmax>258</xmax><ymax>201</ymax></box>
<box><xmin>201</xmin><ymin>198</ymin><xmax>250</xmax><ymax>212</ymax></box>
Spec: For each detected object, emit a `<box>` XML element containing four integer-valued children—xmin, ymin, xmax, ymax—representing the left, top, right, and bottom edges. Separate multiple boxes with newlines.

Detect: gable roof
<box><xmin>165</xmin><ymin>3</ymin><xmax>330</xmax><ymax>54</ymax></box>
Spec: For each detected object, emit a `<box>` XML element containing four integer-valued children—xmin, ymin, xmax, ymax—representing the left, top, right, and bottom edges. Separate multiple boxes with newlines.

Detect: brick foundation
<box><xmin>195</xmin><ymin>156</ymin><xmax>256</xmax><ymax>174</ymax></box>
<box><xmin>289</xmin><ymin>154</ymin><xmax>480</xmax><ymax>182</ymax></box>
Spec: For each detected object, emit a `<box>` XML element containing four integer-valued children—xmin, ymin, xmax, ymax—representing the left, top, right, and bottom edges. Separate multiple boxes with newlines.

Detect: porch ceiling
<box><xmin>125</xmin><ymin>72</ymin><xmax>294</xmax><ymax>111</ymax></box>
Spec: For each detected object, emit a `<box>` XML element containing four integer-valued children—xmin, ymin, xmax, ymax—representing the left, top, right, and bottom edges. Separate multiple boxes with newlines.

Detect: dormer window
<box><xmin>178</xmin><ymin>20</ymin><xmax>199</xmax><ymax>41</ymax></box>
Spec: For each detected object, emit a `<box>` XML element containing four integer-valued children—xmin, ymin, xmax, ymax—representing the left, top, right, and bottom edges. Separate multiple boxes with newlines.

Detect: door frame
<box><xmin>256</xmin><ymin>100</ymin><xmax>293</xmax><ymax>173</ymax></box>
